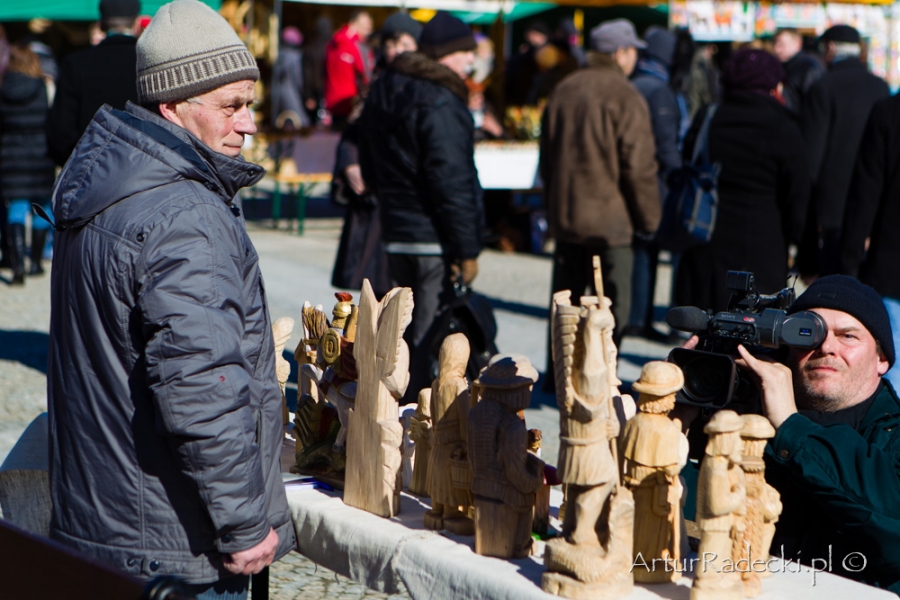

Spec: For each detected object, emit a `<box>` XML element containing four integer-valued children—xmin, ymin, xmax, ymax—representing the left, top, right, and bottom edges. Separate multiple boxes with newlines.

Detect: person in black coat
<box><xmin>675</xmin><ymin>49</ymin><xmax>810</xmax><ymax>313</ymax></box>
<box><xmin>0</xmin><ymin>42</ymin><xmax>56</xmax><ymax>285</ymax></box>
<box><xmin>773</xmin><ymin>28</ymin><xmax>825</xmax><ymax>115</ymax></box>
<box><xmin>358</xmin><ymin>12</ymin><xmax>483</xmax><ymax>403</ymax></box>
<box><xmin>628</xmin><ymin>26</ymin><xmax>683</xmax><ymax>339</ymax></box>
<box><xmin>46</xmin><ymin>0</ymin><xmax>141</xmax><ymax>167</ymax></box>
<box><xmin>838</xmin><ymin>93</ymin><xmax>900</xmax><ymax>390</ymax></box>
<box><xmin>799</xmin><ymin>25</ymin><xmax>889</xmax><ymax>277</ymax></box>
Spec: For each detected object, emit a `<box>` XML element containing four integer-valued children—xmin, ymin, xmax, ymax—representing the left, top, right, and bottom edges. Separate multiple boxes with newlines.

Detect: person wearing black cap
<box><xmin>797</xmin><ymin>25</ymin><xmax>889</xmax><ymax>279</ymax></box>
<box><xmin>723</xmin><ymin>275</ymin><xmax>900</xmax><ymax>593</ymax></box>
<box><xmin>505</xmin><ymin>20</ymin><xmax>549</xmax><ymax>106</ymax></box>
<box><xmin>47</xmin><ymin>0</ymin><xmax>141</xmax><ymax>167</ymax></box>
<box><xmin>380</xmin><ymin>11</ymin><xmax>422</xmax><ymax>65</ymax></box>
<box><xmin>358</xmin><ymin>11</ymin><xmax>482</xmax><ymax>404</ymax></box>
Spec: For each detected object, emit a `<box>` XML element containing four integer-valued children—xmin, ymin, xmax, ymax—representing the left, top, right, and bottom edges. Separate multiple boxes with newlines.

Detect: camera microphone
<box><xmin>667</xmin><ymin>306</ymin><xmax>711</xmax><ymax>333</ymax></box>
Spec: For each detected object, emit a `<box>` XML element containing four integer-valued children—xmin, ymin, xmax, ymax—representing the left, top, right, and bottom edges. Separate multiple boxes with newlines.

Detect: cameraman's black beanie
<box><xmin>788</xmin><ymin>275</ymin><xmax>895</xmax><ymax>366</ymax></box>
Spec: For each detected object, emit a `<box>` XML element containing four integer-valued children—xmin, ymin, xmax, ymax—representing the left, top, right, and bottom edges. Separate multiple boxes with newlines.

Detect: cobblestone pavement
<box><xmin>0</xmin><ymin>214</ymin><xmax>671</xmax><ymax>599</ymax></box>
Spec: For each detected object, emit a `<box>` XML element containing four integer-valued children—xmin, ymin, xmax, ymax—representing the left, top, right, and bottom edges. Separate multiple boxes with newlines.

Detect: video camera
<box><xmin>667</xmin><ymin>271</ymin><xmax>826</xmax><ymax>410</ymax></box>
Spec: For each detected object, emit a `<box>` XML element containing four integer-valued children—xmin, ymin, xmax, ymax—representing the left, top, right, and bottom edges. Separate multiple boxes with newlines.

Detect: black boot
<box><xmin>29</xmin><ymin>228</ymin><xmax>47</xmax><ymax>275</ymax></box>
<box><xmin>8</xmin><ymin>223</ymin><xmax>25</xmax><ymax>285</ymax></box>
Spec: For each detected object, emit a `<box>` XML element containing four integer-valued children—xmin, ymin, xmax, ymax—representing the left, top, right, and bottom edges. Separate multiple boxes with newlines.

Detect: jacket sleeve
<box><xmin>137</xmin><ymin>200</ymin><xmax>270</xmax><ymax>555</ymax></box>
<box><xmin>617</xmin><ymin>94</ymin><xmax>662</xmax><ymax>234</ymax></box>
<box><xmin>801</xmin><ymin>81</ymin><xmax>831</xmax><ymax>182</ymax></box>
<box><xmin>768</xmin><ymin>413</ymin><xmax>900</xmax><ymax>573</ymax></box>
<box><xmin>839</xmin><ymin>101</ymin><xmax>887</xmax><ymax>277</ymax></box>
<box><xmin>647</xmin><ymin>86</ymin><xmax>683</xmax><ymax>178</ymax></box>
<box><xmin>418</xmin><ymin>100</ymin><xmax>483</xmax><ymax>260</ymax></box>
<box><xmin>46</xmin><ymin>57</ymin><xmax>82</xmax><ymax>167</ymax></box>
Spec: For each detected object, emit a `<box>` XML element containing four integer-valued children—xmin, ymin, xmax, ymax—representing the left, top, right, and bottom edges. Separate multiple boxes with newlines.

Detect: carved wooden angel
<box><xmin>543</xmin><ymin>289</ymin><xmax>634</xmax><ymax>600</ymax></box>
<box><xmin>691</xmin><ymin>410</ymin><xmax>746</xmax><ymax>600</ymax></box>
<box><xmin>272</xmin><ymin>317</ymin><xmax>295</xmax><ymax>425</ymax></box>
<box><xmin>424</xmin><ymin>333</ymin><xmax>474</xmax><ymax>535</ymax></box>
<box><xmin>621</xmin><ymin>361</ymin><xmax>689</xmax><ymax>583</ymax></box>
<box><xmin>343</xmin><ymin>280</ymin><xmax>414</xmax><ymax>517</ymax></box>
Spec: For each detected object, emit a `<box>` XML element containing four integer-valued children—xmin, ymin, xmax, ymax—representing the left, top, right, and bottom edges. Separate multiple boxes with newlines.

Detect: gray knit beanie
<box><xmin>136</xmin><ymin>0</ymin><xmax>259</xmax><ymax>104</ymax></box>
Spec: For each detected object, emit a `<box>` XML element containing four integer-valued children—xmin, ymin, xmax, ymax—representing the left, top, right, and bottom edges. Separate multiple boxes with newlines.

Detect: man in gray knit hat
<box><xmin>47</xmin><ymin>1</ymin><xmax>295</xmax><ymax>597</ymax></box>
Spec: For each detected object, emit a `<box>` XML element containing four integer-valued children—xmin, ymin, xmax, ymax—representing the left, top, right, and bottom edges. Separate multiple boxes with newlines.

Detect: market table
<box><xmin>474</xmin><ymin>141</ymin><xmax>541</xmax><ymax>191</ymax></box>
<box><xmin>281</xmin><ymin>444</ymin><xmax>894</xmax><ymax>600</ymax></box>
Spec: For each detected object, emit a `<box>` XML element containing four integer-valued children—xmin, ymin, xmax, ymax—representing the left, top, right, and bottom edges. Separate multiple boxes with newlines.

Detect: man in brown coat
<box><xmin>540</xmin><ymin>19</ymin><xmax>660</xmax><ymax>346</ymax></box>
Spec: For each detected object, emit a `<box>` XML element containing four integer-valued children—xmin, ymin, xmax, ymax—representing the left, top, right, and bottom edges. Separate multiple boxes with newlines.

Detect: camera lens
<box><xmin>682</xmin><ymin>355</ymin><xmax>733</xmax><ymax>404</ymax></box>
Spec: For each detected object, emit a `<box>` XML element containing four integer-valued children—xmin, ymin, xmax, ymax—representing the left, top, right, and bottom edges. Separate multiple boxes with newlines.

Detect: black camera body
<box><xmin>667</xmin><ymin>271</ymin><xmax>826</xmax><ymax>410</ymax></box>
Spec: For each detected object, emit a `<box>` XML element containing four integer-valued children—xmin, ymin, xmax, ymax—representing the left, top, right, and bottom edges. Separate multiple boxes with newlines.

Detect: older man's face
<box><xmin>171</xmin><ymin>80</ymin><xmax>257</xmax><ymax>158</ymax></box>
<box><xmin>788</xmin><ymin>308</ymin><xmax>889</xmax><ymax>411</ymax></box>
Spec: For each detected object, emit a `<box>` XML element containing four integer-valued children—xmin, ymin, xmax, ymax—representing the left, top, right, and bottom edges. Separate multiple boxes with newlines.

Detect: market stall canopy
<box><xmin>0</xmin><ymin>0</ymin><xmax>221</xmax><ymax>21</ymax></box>
<box><xmin>284</xmin><ymin>0</ymin><xmax>554</xmax><ymax>24</ymax></box>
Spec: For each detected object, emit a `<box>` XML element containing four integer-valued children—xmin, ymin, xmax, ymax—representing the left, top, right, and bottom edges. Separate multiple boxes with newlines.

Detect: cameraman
<box><xmin>685</xmin><ymin>275</ymin><xmax>900</xmax><ymax>593</ymax></box>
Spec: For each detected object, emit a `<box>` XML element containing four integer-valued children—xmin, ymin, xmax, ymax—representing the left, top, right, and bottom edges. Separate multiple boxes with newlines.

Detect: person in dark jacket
<box><xmin>46</xmin><ymin>0</ymin><xmax>141</xmax><ymax>167</ymax></box>
<box><xmin>773</xmin><ymin>28</ymin><xmax>825</xmax><ymax>115</ymax></box>
<box><xmin>628</xmin><ymin>26</ymin><xmax>682</xmax><ymax>340</ymax></box>
<box><xmin>541</xmin><ymin>19</ymin><xmax>660</xmax><ymax>344</ymax></box>
<box><xmin>838</xmin><ymin>93</ymin><xmax>900</xmax><ymax>392</ymax></box>
<box><xmin>331</xmin><ymin>12</ymin><xmax>421</xmax><ymax>298</ymax></box>
<box><xmin>799</xmin><ymin>25</ymin><xmax>889</xmax><ymax>278</ymax></box>
<box><xmin>47</xmin><ymin>2</ymin><xmax>296</xmax><ymax>596</ymax></box>
<box><xmin>0</xmin><ymin>41</ymin><xmax>56</xmax><ymax>285</ymax></box>
<box><xmin>302</xmin><ymin>16</ymin><xmax>332</xmax><ymax>123</ymax></box>
<box><xmin>358</xmin><ymin>11</ymin><xmax>483</xmax><ymax>403</ymax></box>
<box><xmin>727</xmin><ymin>276</ymin><xmax>900</xmax><ymax>595</ymax></box>
<box><xmin>270</xmin><ymin>26</ymin><xmax>310</xmax><ymax>130</ymax></box>
<box><xmin>675</xmin><ymin>49</ymin><xmax>810</xmax><ymax>313</ymax></box>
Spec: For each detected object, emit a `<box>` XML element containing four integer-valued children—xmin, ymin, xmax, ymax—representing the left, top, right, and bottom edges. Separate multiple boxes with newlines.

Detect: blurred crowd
<box><xmin>1</xmin><ymin>5</ymin><xmax>899</xmax><ymax>388</ymax></box>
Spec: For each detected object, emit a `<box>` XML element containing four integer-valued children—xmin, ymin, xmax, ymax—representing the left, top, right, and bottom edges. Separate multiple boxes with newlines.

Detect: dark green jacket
<box><xmin>766</xmin><ymin>382</ymin><xmax>900</xmax><ymax>595</ymax></box>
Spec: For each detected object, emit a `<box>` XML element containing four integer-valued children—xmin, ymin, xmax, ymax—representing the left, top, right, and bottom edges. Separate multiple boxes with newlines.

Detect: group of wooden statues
<box><xmin>279</xmin><ymin>271</ymin><xmax>782</xmax><ymax>600</ymax></box>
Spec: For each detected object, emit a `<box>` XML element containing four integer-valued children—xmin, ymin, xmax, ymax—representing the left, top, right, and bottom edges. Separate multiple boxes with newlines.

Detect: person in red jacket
<box><xmin>324</xmin><ymin>10</ymin><xmax>373</xmax><ymax>128</ymax></box>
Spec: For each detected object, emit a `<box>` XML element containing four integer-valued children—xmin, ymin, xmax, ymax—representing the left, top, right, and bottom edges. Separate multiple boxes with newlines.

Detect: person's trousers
<box><xmin>629</xmin><ymin>237</ymin><xmax>659</xmax><ymax>330</ymax></box>
<box><xmin>387</xmin><ymin>253</ymin><xmax>449</xmax><ymax>404</ymax></box>
<box><xmin>545</xmin><ymin>242</ymin><xmax>633</xmax><ymax>386</ymax></box>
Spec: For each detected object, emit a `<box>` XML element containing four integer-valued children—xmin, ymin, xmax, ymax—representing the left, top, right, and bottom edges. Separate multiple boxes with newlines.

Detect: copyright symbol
<box><xmin>843</xmin><ymin>552</ymin><xmax>867</xmax><ymax>572</ymax></box>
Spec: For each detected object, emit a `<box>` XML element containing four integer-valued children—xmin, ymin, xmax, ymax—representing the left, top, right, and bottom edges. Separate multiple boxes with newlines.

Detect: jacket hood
<box><xmin>389</xmin><ymin>52</ymin><xmax>468</xmax><ymax>102</ymax></box>
<box><xmin>333</xmin><ymin>24</ymin><xmax>359</xmax><ymax>45</ymax></box>
<box><xmin>52</xmin><ymin>102</ymin><xmax>265</xmax><ymax>229</ymax></box>
<box><xmin>0</xmin><ymin>72</ymin><xmax>43</xmax><ymax>104</ymax></box>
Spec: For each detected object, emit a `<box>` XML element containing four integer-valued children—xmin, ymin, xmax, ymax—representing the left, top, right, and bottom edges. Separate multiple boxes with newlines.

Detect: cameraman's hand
<box><xmin>735</xmin><ymin>345</ymin><xmax>797</xmax><ymax>429</ymax></box>
<box><xmin>669</xmin><ymin>335</ymin><xmax>700</xmax><ymax>434</ymax></box>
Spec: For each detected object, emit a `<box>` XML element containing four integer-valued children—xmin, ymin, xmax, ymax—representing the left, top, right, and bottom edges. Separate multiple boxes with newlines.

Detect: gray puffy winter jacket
<box><xmin>47</xmin><ymin>103</ymin><xmax>296</xmax><ymax>583</ymax></box>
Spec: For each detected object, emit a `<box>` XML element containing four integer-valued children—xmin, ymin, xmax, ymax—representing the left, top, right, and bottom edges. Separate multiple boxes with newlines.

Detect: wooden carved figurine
<box><xmin>292</xmin><ymin>295</ymin><xmax>358</xmax><ymax>480</ymax></box>
<box><xmin>543</xmin><ymin>289</ymin><xmax>634</xmax><ymax>600</ymax></box>
<box><xmin>468</xmin><ymin>354</ymin><xmax>545</xmax><ymax>558</ymax></box>
<box><xmin>691</xmin><ymin>410</ymin><xmax>746</xmax><ymax>600</ymax></box>
<box><xmin>408</xmin><ymin>388</ymin><xmax>432</xmax><ymax>497</ymax></box>
<box><xmin>735</xmin><ymin>415</ymin><xmax>780</xmax><ymax>593</ymax></box>
<box><xmin>621</xmin><ymin>361</ymin><xmax>689</xmax><ymax>583</ymax></box>
<box><xmin>343</xmin><ymin>280</ymin><xmax>414</xmax><ymax>517</ymax></box>
<box><xmin>272</xmin><ymin>317</ymin><xmax>295</xmax><ymax>425</ymax></box>
<box><xmin>424</xmin><ymin>333</ymin><xmax>474</xmax><ymax>535</ymax></box>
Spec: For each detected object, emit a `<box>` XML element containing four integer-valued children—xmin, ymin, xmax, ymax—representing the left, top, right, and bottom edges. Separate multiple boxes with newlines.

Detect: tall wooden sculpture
<box><xmin>543</xmin><ymin>288</ymin><xmax>634</xmax><ymax>600</ymax></box>
<box><xmin>408</xmin><ymin>388</ymin><xmax>432</xmax><ymax>497</ymax></box>
<box><xmin>691</xmin><ymin>410</ymin><xmax>746</xmax><ymax>600</ymax></box>
<box><xmin>735</xmin><ymin>414</ymin><xmax>781</xmax><ymax>594</ymax></box>
<box><xmin>621</xmin><ymin>361</ymin><xmax>689</xmax><ymax>583</ymax></box>
<box><xmin>425</xmin><ymin>333</ymin><xmax>474</xmax><ymax>535</ymax></box>
<box><xmin>343</xmin><ymin>280</ymin><xmax>414</xmax><ymax>517</ymax></box>
<box><xmin>468</xmin><ymin>354</ymin><xmax>545</xmax><ymax>558</ymax></box>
